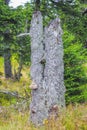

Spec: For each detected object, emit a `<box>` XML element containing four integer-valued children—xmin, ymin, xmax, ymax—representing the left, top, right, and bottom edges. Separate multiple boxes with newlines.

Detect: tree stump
<box><xmin>29</xmin><ymin>11</ymin><xmax>65</xmax><ymax>126</ymax></box>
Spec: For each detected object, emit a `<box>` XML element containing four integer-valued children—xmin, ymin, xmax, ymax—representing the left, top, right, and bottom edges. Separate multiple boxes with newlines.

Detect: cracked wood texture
<box><xmin>30</xmin><ymin>11</ymin><xmax>65</xmax><ymax>126</ymax></box>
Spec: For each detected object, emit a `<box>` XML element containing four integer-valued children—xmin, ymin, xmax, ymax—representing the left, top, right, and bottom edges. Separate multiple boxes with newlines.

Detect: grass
<box><xmin>0</xmin><ymin>56</ymin><xmax>31</xmax><ymax>95</ymax></box>
<box><xmin>0</xmin><ymin>73</ymin><xmax>31</xmax><ymax>106</ymax></box>
<box><xmin>0</xmin><ymin>104</ymin><xmax>87</xmax><ymax>130</ymax></box>
<box><xmin>0</xmin><ymin>56</ymin><xmax>32</xmax><ymax>106</ymax></box>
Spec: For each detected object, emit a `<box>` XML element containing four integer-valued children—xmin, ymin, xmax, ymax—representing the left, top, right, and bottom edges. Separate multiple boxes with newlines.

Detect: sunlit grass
<box><xmin>0</xmin><ymin>66</ymin><xmax>31</xmax><ymax>106</ymax></box>
<box><xmin>0</xmin><ymin>104</ymin><xmax>87</xmax><ymax>130</ymax></box>
<box><xmin>0</xmin><ymin>72</ymin><xmax>31</xmax><ymax>95</ymax></box>
<box><xmin>0</xmin><ymin>55</ymin><xmax>31</xmax><ymax>96</ymax></box>
<box><xmin>0</xmin><ymin>56</ymin><xmax>31</xmax><ymax>106</ymax></box>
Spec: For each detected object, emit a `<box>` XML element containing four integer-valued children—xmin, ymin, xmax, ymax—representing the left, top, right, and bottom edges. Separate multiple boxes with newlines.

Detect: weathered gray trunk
<box><xmin>4</xmin><ymin>49</ymin><xmax>12</xmax><ymax>78</ymax></box>
<box><xmin>30</xmin><ymin>11</ymin><xmax>65</xmax><ymax>126</ymax></box>
<box><xmin>44</xmin><ymin>18</ymin><xmax>65</xmax><ymax>108</ymax></box>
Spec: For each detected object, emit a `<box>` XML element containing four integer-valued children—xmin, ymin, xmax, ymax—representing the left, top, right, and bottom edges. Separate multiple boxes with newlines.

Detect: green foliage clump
<box><xmin>63</xmin><ymin>30</ymin><xmax>87</xmax><ymax>104</ymax></box>
<box><xmin>0</xmin><ymin>93</ymin><xmax>17</xmax><ymax>106</ymax></box>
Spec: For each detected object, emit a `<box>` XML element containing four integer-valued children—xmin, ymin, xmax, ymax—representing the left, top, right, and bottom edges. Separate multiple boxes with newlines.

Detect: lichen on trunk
<box><xmin>44</xmin><ymin>18</ymin><xmax>65</xmax><ymax>108</ymax></box>
<box><xmin>29</xmin><ymin>11</ymin><xmax>65</xmax><ymax>126</ymax></box>
<box><xmin>30</xmin><ymin>11</ymin><xmax>47</xmax><ymax>125</ymax></box>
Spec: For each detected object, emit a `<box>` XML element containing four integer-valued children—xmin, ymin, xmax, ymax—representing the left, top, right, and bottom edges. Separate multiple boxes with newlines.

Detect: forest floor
<box><xmin>0</xmin><ymin>103</ymin><xmax>87</xmax><ymax>130</ymax></box>
<box><xmin>0</xmin><ymin>57</ymin><xmax>87</xmax><ymax>130</ymax></box>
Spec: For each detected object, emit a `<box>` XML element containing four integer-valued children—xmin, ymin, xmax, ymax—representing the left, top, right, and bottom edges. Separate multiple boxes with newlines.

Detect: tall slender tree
<box><xmin>1</xmin><ymin>0</ymin><xmax>13</xmax><ymax>78</ymax></box>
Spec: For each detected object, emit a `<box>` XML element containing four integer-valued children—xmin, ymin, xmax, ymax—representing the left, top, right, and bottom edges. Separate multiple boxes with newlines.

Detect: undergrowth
<box><xmin>0</xmin><ymin>104</ymin><xmax>87</xmax><ymax>130</ymax></box>
<box><xmin>0</xmin><ymin>57</ymin><xmax>87</xmax><ymax>129</ymax></box>
<box><xmin>0</xmin><ymin>56</ymin><xmax>31</xmax><ymax>106</ymax></box>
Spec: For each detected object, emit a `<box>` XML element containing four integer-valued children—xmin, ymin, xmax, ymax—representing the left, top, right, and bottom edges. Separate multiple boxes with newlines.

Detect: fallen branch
<box><xmin>0</xmin><ymin>90</ymin><xmax>25</xmax><ymax>99</ymax></box>
<box><xmin>17</xmin><ymin>33</ymin><xmax>30</xmax><ymax>37</ymax></box>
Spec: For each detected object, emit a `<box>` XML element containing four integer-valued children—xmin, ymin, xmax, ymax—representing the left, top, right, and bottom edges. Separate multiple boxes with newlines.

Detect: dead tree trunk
<box><xmin>44</xmin><ymin>18</ymin><xmax>65</xmax><ymax>108</ymax></box>
<box><xmin>29</xmin><ymin>11</ymin><xmax>65</xmax><ymax>126</ymax></box>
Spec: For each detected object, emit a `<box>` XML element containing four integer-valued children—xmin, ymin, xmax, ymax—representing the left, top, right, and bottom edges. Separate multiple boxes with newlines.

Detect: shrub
<box><xmin>63</xmin><ymin>30</ymin><xmax>87</xmax><ymax>104</ymax></box>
